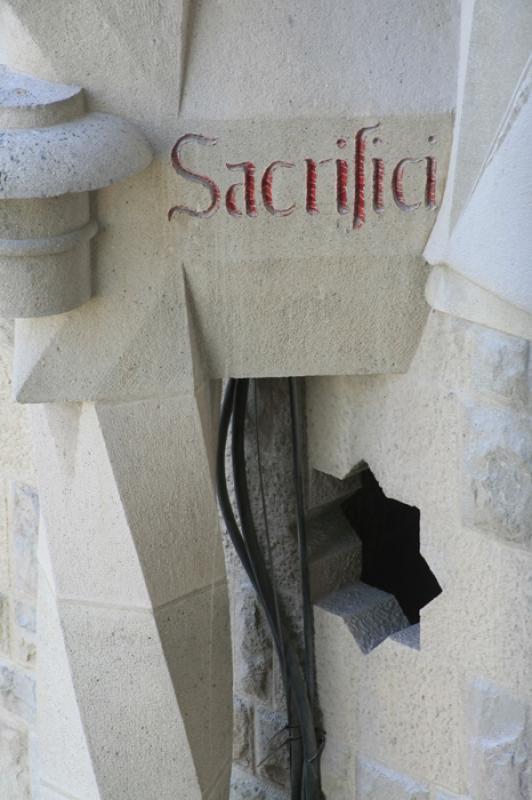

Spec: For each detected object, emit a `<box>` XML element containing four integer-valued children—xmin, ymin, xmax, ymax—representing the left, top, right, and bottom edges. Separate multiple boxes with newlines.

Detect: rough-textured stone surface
<box><xmin>468</xmin><ymin>327</ymin><xmax>530</xmax><ymax>407</ymax></box>
<box><xmin>463</xmin><ymin>404</ymin><xmax>532</xmax><ymax>547</ymax></box>
<box><xmin>0</xmin><ymin>719</ymin><xmax>30</xmax><ymax>800</ymax></box>
<box><xmin>356</xmin><ymin>758</ymin><xmax>430</xmax><ymax>799</ymax></box>
<box><xmin>232</xmin><ymin>579</ymin><xmax>272</xmax><ymax>703</ymax></box>
<box><xmin>254</xmin><ymin>706</ymin><xmax>290</xmax><ymax>788</ymax></box>
<box><xmin>230</xmin><ymin>765</ymin><xmax>289</xmax><ymax>800</ymax></box>
<box><xmin>14</xmin><ymin>599</ymin><xmax>37</xmax><ymax>667</ymax></box>
<box><xmin>318</xmin><ymin>582</ymin><xmax>410</xmax><ymax>654</ymax></box>
<box><xmin>0</xmin><ymin>592</ymin><xmax>10</xmax><ymax>656</ymax></box>
<box><xmin>11</xmin><ymin>483</ymin><xmax>39</xmax><ymax>597</ymax></box>
<box><xmin>0</xmin><ymin>660</ymin><xmax>36</xmax><ymax>723</ymax></box>
<box><xmin>467</xmin><ymin>680</ymin><xmax>532</xmax><ymax>800</ymax></box>
<box><xmin>233</xmin><ymin>697</ymin><xmax>253</xmax><ymax>765</ymax></box>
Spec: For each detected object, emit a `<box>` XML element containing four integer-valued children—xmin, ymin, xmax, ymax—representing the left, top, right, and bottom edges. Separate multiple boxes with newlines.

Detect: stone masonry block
<box><xmin>233</xmin><ymin>696</ymin><xmax>253</xmax><ymax>766</ymax></box>
<box><xmin>468</xmin><ymin>326</ymin><xmax>529</xmax><ymax>406</ymax></box>
<box><xmin>356</xmin><ymin>757</ymin><xmax>430</xmax><ymax>799</ymax></box>
<box><xmin>467</xmin><ymin>679</ymin><xmax>532</xmax><ymax>800</ymax></box>
<box><xmin>14</xmin><ymin>600</ymin><xmax>37</xmax><ymax>668</ymax></box>
<box><xmin>254</xmin><ymin>705</ymin><xmax>290</xmax><ymax>788</ymax></box>
<box><xmin>0</xmin><ymin>660</ymin><xmax>36</xmax><ymax>723</ymax></box>
<box><xmin>0</xmin><ymin>718</ymin><xmax>30</xmax><ymax>800</ymax></box>
<box><xmin>318</xmin><ymin>582</ymin><xmax>410</xmax><ymax>654</ymax></box>
<box><xmin>10</xmin><ymin>483</ymin><xmax>39</xmax><ymax>597</ymax></box>
<box><xmin>232</xmin><ymin>579</ymin><xmax>272</xmax><ymax>702</ymax></box>
<box><xmin>463</xmin><ymin>405</ymin><xmax>532</xmax><ymax>546</ymax></box>
<box><xmin>230</xmin><ymin>765</ymin><xmax>289</xmax><ymax>800</ymax></box>
<box><xmin>0</xmin><ymin>593</ymin><xmax>10</xmax><ymax>656</ymax></box>
<box><xmin>434</xmin><ymin>792</ymin><xmax>471</xmax><ymax>800</ymax></box>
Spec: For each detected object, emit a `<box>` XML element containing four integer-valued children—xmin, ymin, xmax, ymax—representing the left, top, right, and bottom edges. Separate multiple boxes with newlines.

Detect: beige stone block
<box><xmin>467</xmin><ymin>680</ymin><xmax>532</xmax><ymax>800</ymax></box>
<box><xmin>155</xmin><ymin>582</ymin><xmax>232</xmax><ymax>797</ymax></box>
<box><xmin>37</xmin><ymin>569</ymin><xmax>100</xmax><ymax>800</ymax></box>
<box><xmin>467</xmin><ymin>326</ymin><xmax>530</xmax><ymax>407</ymax></box>
<box><xmin>60</xmin><ymin>600</ymin><xmax>203</xmax><ymax>800</ymax></box>
<box><xmin>463</xmin><ymin>403</ymin><xmax>532</xmax><ymax>547</ymax></box>
<box><xmin>31</xmin><ymin>403</ymin><xmax>152</xmax><ymax>608</ymax></box>
<box><xmin>315</xmin><ymin>604</ymin><xmax>463</xmax><ymax>793</ymax></box>
<box><xmin>95</xmin><ymin>393</ymin><xmax>226</xmax><ymax>607</ymax></box>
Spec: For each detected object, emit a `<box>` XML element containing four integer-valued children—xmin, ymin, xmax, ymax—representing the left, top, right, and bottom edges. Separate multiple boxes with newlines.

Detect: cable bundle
<box><xmin>216</xmin><ymin>378</ymin><xmax>324</xmax><ymax>800</ymax></box>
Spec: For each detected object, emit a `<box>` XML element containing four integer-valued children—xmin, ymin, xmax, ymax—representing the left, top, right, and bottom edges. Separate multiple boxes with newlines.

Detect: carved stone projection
<box><xmin>0</xmin><ymin>68</ymin><xmax>151</xmax><ymax>318</ymax></box>
<box><xmin>0</xmin><ymin>0</ymin><xmax>460</xmax><ymax>404</ymax></box>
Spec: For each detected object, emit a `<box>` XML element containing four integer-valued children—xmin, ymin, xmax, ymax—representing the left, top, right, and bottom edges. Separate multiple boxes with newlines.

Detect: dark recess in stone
<box><xmin>341</xmin><ymin>467</ymin><xmax>442</xmax><ymax>624</ymax></box>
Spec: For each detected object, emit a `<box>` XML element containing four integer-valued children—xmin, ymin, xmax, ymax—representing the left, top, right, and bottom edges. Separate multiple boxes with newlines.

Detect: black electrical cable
<box><xmin>216</xmin><ymin>378</ymin><xmax>323</xmax><ymax>800</ymax></box>
<box><xmin>288</xmin><ymin>377</ymin><xmax>316</xmax><ymax>706</ymax></box>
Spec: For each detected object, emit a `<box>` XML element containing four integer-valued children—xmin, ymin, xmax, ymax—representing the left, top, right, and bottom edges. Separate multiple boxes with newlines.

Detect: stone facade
<box><xmin>0</xmin><ymin>1</ymin><xmax>530</xmax><ymax>799</ymax></box>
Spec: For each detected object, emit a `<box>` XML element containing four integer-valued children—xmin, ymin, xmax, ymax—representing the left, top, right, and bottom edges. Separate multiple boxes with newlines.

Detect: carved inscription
<box><xmin>168</xmin><ymin>125</ymin><xmax>438</xmax><ymax>228</ymax></box>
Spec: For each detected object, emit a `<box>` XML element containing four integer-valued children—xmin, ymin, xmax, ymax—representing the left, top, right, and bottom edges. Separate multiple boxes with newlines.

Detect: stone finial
<box><xmin>0</xmin><ymin>67</ymin><xmax>153</xmax><ymax>318</ymax></box>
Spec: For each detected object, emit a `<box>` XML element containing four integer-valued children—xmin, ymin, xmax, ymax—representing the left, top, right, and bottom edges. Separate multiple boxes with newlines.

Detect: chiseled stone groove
<box><xmin>0</xmin><ymin>219</ymin><xmax>98</xmax><ymax>257</ymax></box>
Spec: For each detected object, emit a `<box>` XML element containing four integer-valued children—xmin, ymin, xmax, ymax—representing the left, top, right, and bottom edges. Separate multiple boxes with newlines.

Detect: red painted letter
<box><xmin>168</xmin><ymin>133</ymin><xmax>220</xmax><ymax>220</ymax></box>
<box><xmin>392</xmin><ymin>158</ymin><xmax>423</xmax><ymax>212</ymax></box>
<box><xmin>225</xmin><ymin>162</ymin><xmax>258</xmax><ymax>218</ymax></box>
<box><xmin>353</xmin><ymin>124</ymin><xmax>380</xmax><ymax>229</ymax></box>
<box><xmin>372</xmin><ymin>158</ymin><xmax>385</xmax><ymax>214</ymax></box>
<box><xmin>425</xmin><ymin>156</ymin><xmax>437</xmax><ymax>209</ymax></box>
<box><xmin>336</xmin><ymin>159</ymin><xmax>349</xmax><ymax>215</ymax></box>
<box><xmin>261</xmin><ymin>161</ymin><xmax>296</xmax><ymax>217</ymax></box>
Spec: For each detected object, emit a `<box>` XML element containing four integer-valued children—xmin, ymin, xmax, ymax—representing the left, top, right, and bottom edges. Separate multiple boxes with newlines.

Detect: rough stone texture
<box><xmin>14</xmin><ymin>600</ymin><xmax>37</xmax><ymax>667</ymax></box>
<box><xmin>233</xmin><ymin>697</ymin><xmax>253</xmax><ymax>766</ymax></box>
<box><xmin>0</xmin><ymin>719</ymin><xmax>31</xmax><ymax>800</ymax></box>
<box><xmin>356</xmin><ymin>758</ymin><xmax>430</xmax><ymax>799</ymax></box>
<box><xmin>11</xmin><ymin>483</ymin><xmax>39</xmax><ymax>597</ymax></box>
<box><xmin>230</xmin><ymin>765</ymin><xmax>289</xmax><ymax>800</ymax></box>
<box><xmin>463</xmin><ymin>403</ymin><xmax>532</xmax><ymax>547</ymax></box>
<box><xmin>318</xmin><ymin>583</ymin><xmax>410</xmax><ymax>655</ymax></box>
<box><xmin>0</xmin><ymin>660</ymin><xmax>36</xmax><ymax>723</ymax></box>
<box><xmin>468</xmin><ymin>327</ymin><xmax>530</xmax><ymax>407</ymax></box>
<box><xmin>254</xmin><ymin>706</ymin><xmax>290</xmax><ymax>788</ymax></box>
<box><xmin>231</xmin><ymin>579</ymin><xmax>272</xmax><ymax>703</ymax></box>
<box><xmin>0</xmin><ymin>592</ymin><xmax>10</xmax><ymax>655</ymax></box>
<box><xmin>467</xmin><ymin>680</ymin><xmax>532</xmax><ymax>800</ymax></box>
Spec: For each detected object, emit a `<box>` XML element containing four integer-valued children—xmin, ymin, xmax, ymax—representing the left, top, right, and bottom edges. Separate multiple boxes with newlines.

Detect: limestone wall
<box><xmin>307</xmin><ymin>311</ymin><xmax>532</xmax><ymax>799</ymax></box>
<box><xmin>0</xmin><ymin>319</ymin><xmax>39</xmax><ymax>799</ymax></box>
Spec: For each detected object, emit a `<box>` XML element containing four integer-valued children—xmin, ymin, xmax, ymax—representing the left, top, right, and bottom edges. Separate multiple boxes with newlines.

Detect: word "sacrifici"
<box><xmin>168</xmin><ymin>125</ymin><xmax>438</xmax><ymax>229</ymax></box>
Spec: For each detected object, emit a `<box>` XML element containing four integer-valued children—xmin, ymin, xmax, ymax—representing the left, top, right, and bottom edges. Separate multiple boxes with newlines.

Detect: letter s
<box><xmin>168</xmin><ymin>133</ymin><xmax>221</xmax><ymax>220</ymax></box>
